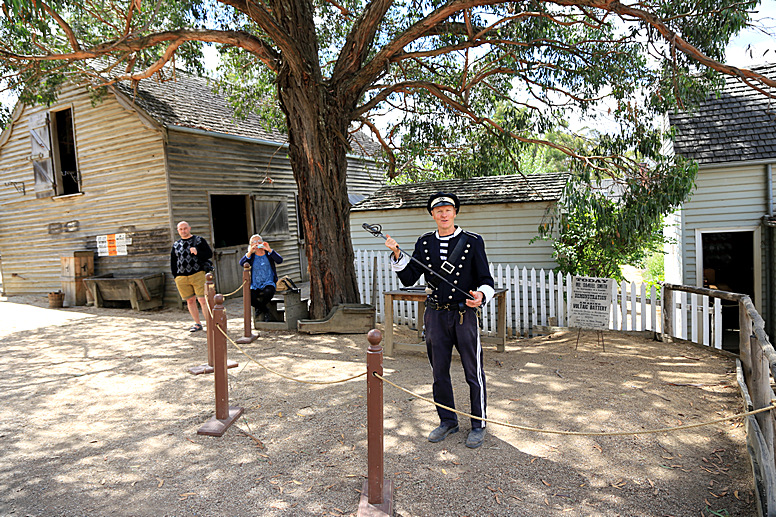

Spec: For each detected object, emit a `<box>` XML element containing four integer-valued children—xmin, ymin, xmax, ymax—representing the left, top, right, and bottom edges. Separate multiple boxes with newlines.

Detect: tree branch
<box><xmin>346</xmin><ymin>0</ymin><xmax>514</xmax><ymax>98</ymax></box>
<box><xmin>356</xmin><ymin>116</ymin><xmax>396</xmax><ymax>176</ymax></box>
<box><xmin>40</xmin><ymin>1</ymin><xmax>81</xmax><ymax>51</ymax></box>
<box><xmin>546</xmin><ymin>0</ymin><xmax>776</xmax><ymax>93</ymax></box>
<box><xmin>359</xmin><ymin>78</ymin><xmax>624</xmax><ymax>175</ymax></box>
<box><xmin>0</xmin><ymin>28</ymin><xmax>281</xmax><ymax>72</ymax></box>
<box><xmin>331</xmin><ymin>0</ymin><xmax>395</xmax><ymax>87</ymax></box>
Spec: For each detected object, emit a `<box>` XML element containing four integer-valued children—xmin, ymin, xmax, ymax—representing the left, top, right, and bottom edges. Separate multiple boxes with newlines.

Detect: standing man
<box><xmin>171</xmin><ymin>221</ymin><xmax>213</xmax><ymax>333</ymax></box>
<box><xmin>385</xmin><ymin>192</ymin><xmax>495</xmax><ymax>449</ymax></box>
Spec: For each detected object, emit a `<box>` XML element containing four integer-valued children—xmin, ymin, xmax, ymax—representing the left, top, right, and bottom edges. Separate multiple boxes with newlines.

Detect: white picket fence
<box><xmin>355</xmin><ymin>250</ymin><xmax>661</xmax><ymax>336</ymax></box>
<box><xmin>664</xmin><ymin>289</ymin><xmax>724</xmax><ymax>349</ymax></box>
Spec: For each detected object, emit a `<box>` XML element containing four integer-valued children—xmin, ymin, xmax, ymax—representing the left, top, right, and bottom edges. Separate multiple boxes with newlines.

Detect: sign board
<box><xmin>96</xmin><ymin>233</ymin><xmax>129</xmax><ymax>257</ymax></box>
<box><xmin>568</xmin><ymin>276</ymin><xmax>613</xmax><ymax>330</ymax></box>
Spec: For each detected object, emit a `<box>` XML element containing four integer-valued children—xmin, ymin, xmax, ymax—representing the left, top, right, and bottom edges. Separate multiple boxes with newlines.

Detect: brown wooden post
<box><xmin>662</xmin><ymin>285</ymin><xmax>673</xmax><ymax>342</ymax></box>
<box><xmin>383</xmin><ymin>293</ymin><xmax>394</xmax><ymax>356</ymax></box>
<box><xmin>236</xmin><ymin>263</ymin><xmax>259</xmax><ymax>344</ymax></box>
<box><xmin>751</xmin><ymin>331</ymin><xmax>775</xmax><ymax>454</ymax></box>
<box><xmin>188</xmin><ymin>273</ymin><xmax>217</xmax><ymax>375</ymax></box>
<box><xmin>739</xmin><ymin>301</ymin><xmax>753</xmax><ymax>387</ymax></box>
<box><xmin>358</xmin><ymin>329</ymin><xmax>393</xmax><ymax>516</ymax></box>
<box><xmin>205</xmin><ymin>273</ymin><xmax>216</xmax><ymax>366</ymax></box>
<box><xmin>213</xmin><ymin>294</ymin><xmax>229</xmax><ymax>420</ymax></box>
<box><xmin>198</xmin><ymin>294</ymin><xmax>244</xmax><ymax>437</ymax></box>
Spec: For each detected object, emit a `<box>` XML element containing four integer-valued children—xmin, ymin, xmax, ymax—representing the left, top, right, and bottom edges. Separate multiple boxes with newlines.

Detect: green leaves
<box><xmin>538</xmin><ymin>156</ymin><xmax>698</xmax><ymax>280</ymax></box>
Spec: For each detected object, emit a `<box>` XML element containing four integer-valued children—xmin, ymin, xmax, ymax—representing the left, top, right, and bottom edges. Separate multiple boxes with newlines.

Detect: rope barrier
<box><xmin>217</xmin><ymin>325</ymin><xmax>367</xmax><ymax>385</ymax></box>
<box><xmin>204</xmin><ymin>293</ymin><xmax>213</xmax><ymax>320</ymax></box>
<box><xmin>205</xmin><ymin>293</ymin><xmax>767</xmax><ymax>437</ymax></box>
<box><xmin>375</xmin><ymin>373</ymin><xmax>776</xmax><ymax>437</ymax></box>
<box><xmin>203</xmin><ymin>280</ymin><xmax>246</xmax><ymax>320</ymax></box>
<box><xmin>222</xmin><ymin>280</ymin><xmax>247</xmax><ymax>299</ymax></box>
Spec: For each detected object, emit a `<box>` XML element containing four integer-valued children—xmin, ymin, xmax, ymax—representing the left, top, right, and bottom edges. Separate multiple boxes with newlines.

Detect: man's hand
<box><xmin>190</xmin><ymin>247</ymin><xmax>198</xmax><ymax>255</ymax></box>
<box><xmin>466</xmin><ymin>290</ymin><xmax>484</xmax><ymax>307</ymax></box>
<box><xmin>384</xmin><ymin>235</ymin><xmax>401</xmax><ymax>260</ymax></box>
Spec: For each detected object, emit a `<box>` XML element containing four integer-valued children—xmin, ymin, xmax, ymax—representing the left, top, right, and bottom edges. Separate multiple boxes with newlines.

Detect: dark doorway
<box><xmin>210</xmin><ymin>195</ymin><xmax>249</xmax><ymax>248</ymax></box>
<box><xmin>52</xmin><ymin>108</ymin><xmax>80</xmax><ymax>195</ymax></box>
<box><xmin>702</xmin><ymin>230</ymin><xmax>754</xmax><ymax>352</ymax></box>
<box><xmin>209</xmin><ymin>194</ymin><xmax>250</xmax><ymax>294</ymax></box>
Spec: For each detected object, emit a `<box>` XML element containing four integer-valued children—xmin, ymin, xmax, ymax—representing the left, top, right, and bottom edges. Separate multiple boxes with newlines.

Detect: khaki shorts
<box><xmin>175</xmin><ymin>271</ymin><xmax>206</xmax><ymax>299</ymax></box>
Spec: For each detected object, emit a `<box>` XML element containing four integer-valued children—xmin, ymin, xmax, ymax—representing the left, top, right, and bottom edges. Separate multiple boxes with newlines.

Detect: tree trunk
<box><xmin>277</xmin><ymin>72</ymin><xmax>360</xmax><ymax>319</ymax></box>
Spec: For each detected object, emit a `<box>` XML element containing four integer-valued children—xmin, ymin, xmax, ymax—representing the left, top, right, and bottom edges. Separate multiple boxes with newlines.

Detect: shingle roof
<box><xmin>669</xmin><ymin>63</ymin><xmax>776</xmax><ymax>165</ymax></box>
<box><xmin>351</xmin><ymin>171</ymin><xmax>569</xmax><ymax>211</ymax></box>
<box><xmin>114</xmin><ymin>73</ymin><xmax>381</xmax><ymax>156</ymax></box>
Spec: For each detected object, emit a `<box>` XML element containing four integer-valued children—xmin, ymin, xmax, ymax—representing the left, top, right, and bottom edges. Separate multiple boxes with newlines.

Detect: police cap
<box><xmin>427</xmin><ymin>192</ymin><xmax>460</xmax><ymax>214</ymax></box>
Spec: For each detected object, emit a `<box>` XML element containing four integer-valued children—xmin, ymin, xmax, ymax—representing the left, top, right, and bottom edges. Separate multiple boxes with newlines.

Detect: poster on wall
<box><xmin>568</xmin><ymin>276</ymin><xmax>614</xmax><ymax>330</ymax></box>
<box><xmin>96</xmin><ymin>233</ymin><xmax>129</xmax><ymax>257</ymax></box>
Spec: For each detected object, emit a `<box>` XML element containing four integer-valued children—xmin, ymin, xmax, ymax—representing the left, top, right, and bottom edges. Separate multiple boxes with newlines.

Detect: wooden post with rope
<box><xmin>198</xmin><ymin>294</ymin><xmax>244</xmax><ymax>437</ymax></box>
<box><xmin>236</xmin><ymin>263</ymin><xmax>259</xmax><ymax>344</ymax></box>
<box><xmin>358</xmin><ymin>329</ymin><xmax>393</xmax><ymax>516</ymax></box>
<box><xmin>189</xmin><ymin>273</ymin><xmax>238</xmax><ymax>375</ymax></box>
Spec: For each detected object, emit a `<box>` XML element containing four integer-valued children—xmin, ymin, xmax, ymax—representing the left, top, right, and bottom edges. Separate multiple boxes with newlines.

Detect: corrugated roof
<box><xmin>669</xmin><ymin>63</ymin><xmax>776</xmax><ymax>165</ymax></box>
<box><xmin>351</xmin><ymin>171</ymin><xmax>569</xmax><ymax>211</ymax></box>
<box><xmin>114</xmin><ymin>73</ymin><xmax>381</xmax><ymax>156</ymax></box>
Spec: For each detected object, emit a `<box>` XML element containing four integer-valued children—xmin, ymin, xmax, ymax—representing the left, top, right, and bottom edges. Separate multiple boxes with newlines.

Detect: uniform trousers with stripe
<box><xmin>424</xmin><ymin>305</ymin><xmax>487</xmax><ymax>429</ymax></box>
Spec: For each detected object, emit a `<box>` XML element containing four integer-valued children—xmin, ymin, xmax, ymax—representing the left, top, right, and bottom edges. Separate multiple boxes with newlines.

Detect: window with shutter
<box><xmin>29</xmin><ymin>107</ymin><xmax>81</xmax><ymax>198</ymax></box>
<box><xmin>252</xmin><ymin>197</ymin><xmax>289</xmax><ymax>239</ymax></box>
<box><xmin>50</xmin><ymin>108</ymin><xmax>80</xmax><ymax>195</ymax></box>
<box><xmin>29</xmin><ymin>112</ymin><xmax>56</xmax><ymax>198</ymax></box>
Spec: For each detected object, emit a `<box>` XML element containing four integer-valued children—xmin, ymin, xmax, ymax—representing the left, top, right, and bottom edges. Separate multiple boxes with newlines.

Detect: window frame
<box><xmin>252</xmin><ymin>196</ymin><xmax>290</xmax><ymax>240</ymax></box>
<box><xmin>49</xmin><ymin>106</ymin><xmax>81</xmax><ymax>197</ymax></box>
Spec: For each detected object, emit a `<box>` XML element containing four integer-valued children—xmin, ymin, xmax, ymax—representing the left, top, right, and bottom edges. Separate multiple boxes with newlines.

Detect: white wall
<box><xmin>350</xmin><ymin>200</ymin><xmax>559</xmax><ymax>269</ymax></box>
<box><xmin>680</xmin><ymin>162</ymin><xmax>768</xmax><ymax>307</ymax></box>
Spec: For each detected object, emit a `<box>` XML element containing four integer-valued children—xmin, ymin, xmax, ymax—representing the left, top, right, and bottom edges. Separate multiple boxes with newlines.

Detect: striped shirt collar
<box><xmin>435</xmin><ymin>226</ymin><xmax>462</xmax><ymax>240</ymax></box>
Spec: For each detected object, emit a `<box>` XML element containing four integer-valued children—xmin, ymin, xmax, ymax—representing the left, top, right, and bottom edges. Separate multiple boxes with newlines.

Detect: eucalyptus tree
<box><xmin>1</xmin><ymin>0</ymin><xmax>773</xmax><ymax>316</ymax></box>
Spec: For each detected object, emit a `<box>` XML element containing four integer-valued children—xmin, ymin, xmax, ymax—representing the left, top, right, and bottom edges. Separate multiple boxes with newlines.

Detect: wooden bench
<box><xmin>257</xmin><ymin>289</ymin><xmax>309</xmax><ymax>330</ymax></box>
<box><xmin>83</xmin><ymin>273</ymin><xmax>165</xmax><ymax>311</ymax></box>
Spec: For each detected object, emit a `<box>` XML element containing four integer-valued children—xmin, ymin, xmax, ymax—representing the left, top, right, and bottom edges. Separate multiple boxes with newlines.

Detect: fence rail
<box><xmin>662</xmin><ymin>283</ymin><xmax>776</xmax><ymax>516</ymax></box>
<box><xmin>355</xmin><ymin>250</ymin><xmax>664</xmax><ymax>337</ymax></box>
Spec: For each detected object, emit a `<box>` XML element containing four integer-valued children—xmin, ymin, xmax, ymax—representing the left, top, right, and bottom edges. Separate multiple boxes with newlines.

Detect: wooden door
<box><xmin>213</xmin><ymin>247</ymin><xmax>242</xmax><ymax>295</ymax></box>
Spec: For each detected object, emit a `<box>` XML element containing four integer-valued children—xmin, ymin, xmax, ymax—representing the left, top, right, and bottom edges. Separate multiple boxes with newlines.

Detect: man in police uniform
<box><xmin>385</xmin><ymin>192</ymin><xmax>495</xmax><ymax>448</ymax></box>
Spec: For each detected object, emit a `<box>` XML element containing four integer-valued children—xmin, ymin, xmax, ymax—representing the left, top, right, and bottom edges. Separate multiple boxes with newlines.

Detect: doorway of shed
<box><xmin>701</xmin><ymin>230</ymin><xmax>754</xmax><ymax>353</ymax></box>
<box><xmin>210</xmin><ymin>194</ymin><xmax>250</xmax><ymax>294</ymax></box>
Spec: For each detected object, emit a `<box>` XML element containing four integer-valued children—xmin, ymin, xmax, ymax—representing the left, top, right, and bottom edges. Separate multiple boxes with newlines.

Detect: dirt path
<box><xmin>0</xmin><ymin>295</ymin><xmax>756</xmax><ymax>516</ymax></box>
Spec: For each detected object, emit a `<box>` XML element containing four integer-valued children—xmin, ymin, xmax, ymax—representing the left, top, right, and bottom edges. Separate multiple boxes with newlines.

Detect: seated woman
<box><xmin>239</xmin><ymin>234</ymin><xmax>283</xmax><ymax>322</ymax></box>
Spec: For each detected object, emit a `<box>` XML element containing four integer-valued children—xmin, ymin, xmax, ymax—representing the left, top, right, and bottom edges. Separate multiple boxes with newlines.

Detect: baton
<box><xmin>361</xmin><ymin>222</ymin><xmax>474</xmax><ymax>300</ymax></box>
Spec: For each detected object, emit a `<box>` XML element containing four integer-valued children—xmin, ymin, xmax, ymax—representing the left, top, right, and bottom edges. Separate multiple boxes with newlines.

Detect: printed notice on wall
<box><xmin>568</xmin><ymin>276</ymin><xmax>613</xmax><ymax>330</ymax></box>
<box><xmin>97</xmin><ymin>233</ymin><xmax>128</xmax><ymax>256</ymax></box>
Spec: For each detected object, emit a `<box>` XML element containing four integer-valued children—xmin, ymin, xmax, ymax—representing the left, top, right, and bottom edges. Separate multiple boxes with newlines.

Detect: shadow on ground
<box><xmin>0</xmin><ymin>296</ymin><xmax>756</xmax><ymax>516</ymax></box>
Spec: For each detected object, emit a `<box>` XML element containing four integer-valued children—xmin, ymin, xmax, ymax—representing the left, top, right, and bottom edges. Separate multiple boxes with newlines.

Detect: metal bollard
<box><xmin>358</xmin><ymin>329</ymin><xmax>393</xmax><ymax>516</ymax></box>
<box><xmin>198</xmin><ymin>294</ymin><xmax>244</xmax><ymax>437</ymax></box>
<box><xmin>236</xmin><ymin>263</ymin><xmax>258</xmax><ymax>344</ymax></box>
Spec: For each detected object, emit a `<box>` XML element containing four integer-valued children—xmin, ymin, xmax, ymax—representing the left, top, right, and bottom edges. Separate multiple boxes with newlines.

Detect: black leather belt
<box><xmin>426</xmin><ymin>300</ymin><xmax>465</xmax><ymax>311</ymax></box>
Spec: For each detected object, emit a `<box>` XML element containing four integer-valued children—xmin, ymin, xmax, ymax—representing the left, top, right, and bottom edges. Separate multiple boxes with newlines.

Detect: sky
<box><xmin>724</xmin><ymin>0</ymin><xmax>776</xmax><ymax>67</ymax></box>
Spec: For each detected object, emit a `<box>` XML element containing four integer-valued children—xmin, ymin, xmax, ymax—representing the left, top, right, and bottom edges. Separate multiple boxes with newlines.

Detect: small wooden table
<box><xmin>383</xmin><ymin>288</ymin><xmax>508</xmax><ymax>355</ymax></box>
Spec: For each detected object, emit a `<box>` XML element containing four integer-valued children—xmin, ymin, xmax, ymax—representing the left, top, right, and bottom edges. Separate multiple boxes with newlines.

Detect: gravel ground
<box><xmin>0</xmin><ymin>294</ymin><xmax>757</xmax><ymax>517</ymax></box>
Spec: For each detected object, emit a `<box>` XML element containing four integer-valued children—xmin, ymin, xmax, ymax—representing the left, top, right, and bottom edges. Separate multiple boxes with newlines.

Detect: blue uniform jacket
<box><xmin>397</xmin><ymin>229</ymin><xmax>494</xmax><ymax>305</ymax></box>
